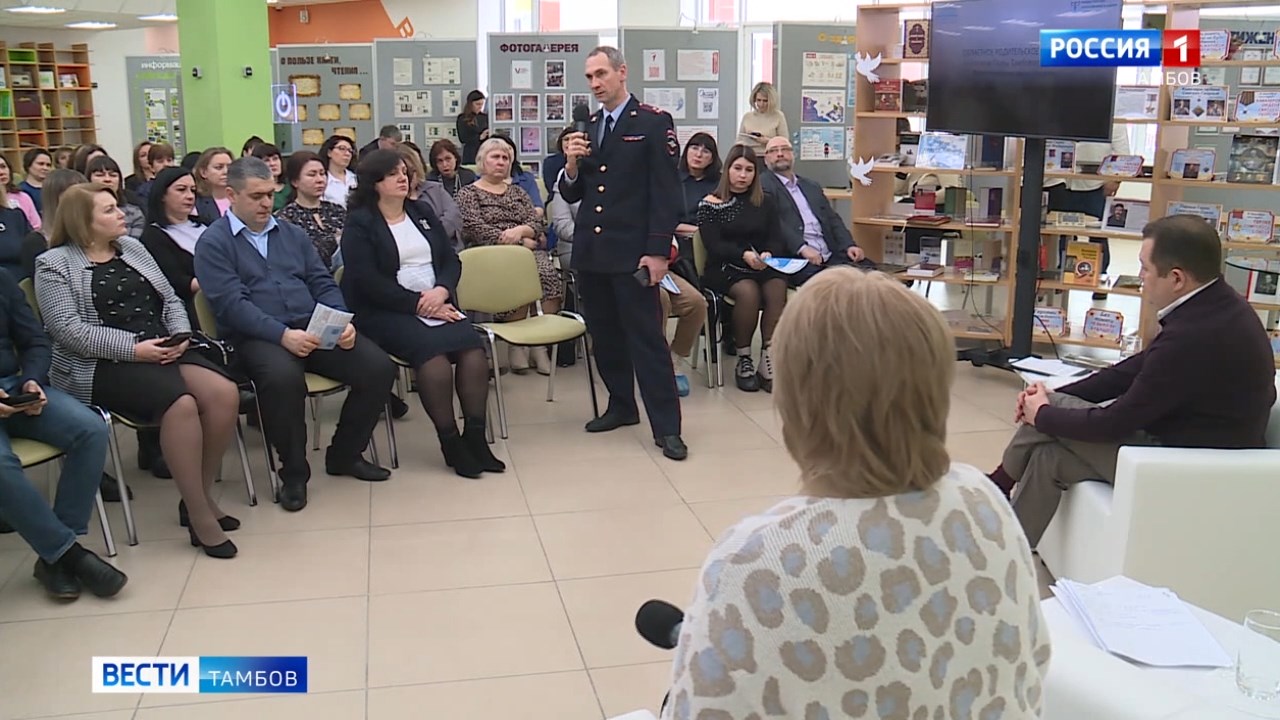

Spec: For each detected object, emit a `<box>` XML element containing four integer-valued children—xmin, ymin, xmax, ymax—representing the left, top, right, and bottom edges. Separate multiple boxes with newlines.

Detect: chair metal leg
<box><xmin>250</xmin><ymin>387</ymin><xmax>280</xmax><ymax>503</ymax></box>
<box><xmin>384</xmin><ymin>402</ymin><xmax>399</xmax><ymax>469</ymax></box>
<box><xmin>700</xmin><ymin>316</ymin><xmax>716</xmax><ymax>389</ymax></box>
<box><xmin>581</xmin><ymin>333</ymin><xmax>600</xmax><ymax>418</ymax></box>
<box><xmin>234</xmin><ymin>419</ymin><xmax>258</xmax><ymax>506</ymax></box>
<box><xmin>94</xmin><ymin>490</ymin><xmax>117</xmax><ymax>557</ymax></box>
<box><xmin>103</xmin><ymin>413</ymin><xmax>137</xmax><ymax>546</ymax></box>
<box><xmin>485</xmin><ymin>330</ymin><xmax>509</xmax><ymax>439</ymax></box>
<box><xmin>368</xmin><ymin>431</ymin><xmax>381</xmax><ymax>468</ymax></box>
<box><xmin>309</xmin><ymin>396</ymin><xmax>321</xmax><ymax>451</ymax></box>
<box><xmin>485</xmin><ymin>393</ymin><xmax>495</xmax><ymax>444</ymax></box>
<box><xmin>546</xmin><ymin>344</ymin><xmax>558</xmax><ymax>402</ymax></box>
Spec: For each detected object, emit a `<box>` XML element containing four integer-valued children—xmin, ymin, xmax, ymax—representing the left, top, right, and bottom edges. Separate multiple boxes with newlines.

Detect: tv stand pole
<box><xmin>957</xmin><ymin>137</ymin><xmax>1044</xmax><ymax>370</ymax></box>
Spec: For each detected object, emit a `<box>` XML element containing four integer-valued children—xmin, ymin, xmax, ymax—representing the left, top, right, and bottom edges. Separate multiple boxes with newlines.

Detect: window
<box><xmin>743</xmin><ymin>0</ymin><xmax>855</xmax><ymax>24</ymax></box>
<box><xmin>679</xmin><ymin>0</ymin><xmax>741</xmax><ymax>25</ymax></box>
<box><xmin>506</xmin><ymin>0</ymin><xmax>617</xmax><ymax>32</ymax></box>
<box><xmin>750</xmin><ymin>28</ymin><xmax>773</xmax><ymax>84</ymax></box>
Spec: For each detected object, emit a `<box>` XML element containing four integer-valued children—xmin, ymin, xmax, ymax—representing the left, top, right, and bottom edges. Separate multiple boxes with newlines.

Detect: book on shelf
<box><xmin>1083</xmin><ymin>309</ymin><xmax>1125</xmax><ymax>344</ymax></box>
<box><xmin>1168</xmin><ymin>148</ymin><xmax>1216</xmax><ymax>180</ymax></box>
<box><xmin>1234</xmin><ymin>90</ymin><xmax>1280</xmax><ymax>124</ymax></box>
<box><xmin>1045</xmin><ymin>140</ymin><xmax>1076</xmax><ymax>172</ymax></box>
<box><xmin>898</xmin><ymin>132</ymin><xmax>920</xmax><ymax>166</ymax></box>
<box><xmin>902</xmin><ymin>80</ymin><xmax>928</xmax><ymax>114</ymax></box>
<box><xmin>965</xmin><ymin>270</ymin><xmax>1000</xmax><ymax>283</ymax></box>
<box><xmin>917</xmin><ymin>132</ymin><xmax>966</xmax><ymax>170</ymax></box>
<box><xmin>906</xmin><ymin>214</ymin><xmax>953</xmax><ymax>226</ymax></box>
<box><xmin>1112</xmin><ymin>274</ymin><xmax>1143</xmax><ymax>290</ymax></box>
<box><xmin>1102</xmin><ymin>197</ymin><xmax>1149</xmax><ymax>234</ymax></box>
<box><xmin>1034</xmin><ymin>307</ymin><xmax>1068</xmax><ymax>337</ymax></box>
<box><xmin>1226</xmin><ymin>134</ymin><xmax>1279</xmax><ymax>184</ymax></box>
<box><xmin>919</xmin><ymin>236</ymin><xmax>943</xmax><ymax>266</ymax></box>
<box><xmin>1063</xmin><ymin>241</ymin><xmax>1102</xmax><ymax>287</ymax></box>
<box><xmin>1114</xmin><ymin>86</ymin><xmax>1159</xmax><ymax>120</ymax></box>
<box><xmin>1237</xmin><ymin>258</ymin><xmax>1280</xmax><ymax>304</ymax></box>
<box><xmin>1201</xmin><ymin>29</ymin><xmax>1231</xmax><ymax>61</ymax></box>
<box><xmin>903</xmin><ymin>19</ymin><xmax>930</xmax><ymax>59</ymax></box>
<box><xmin>37</xmin><ymin>70</ymin><xmax>53</xmax><ymax>89</ymax></box>
<box><xmin>951</xmin><ymin>238</ymin><xmax>975</xmax><ymax>272</ymax></box>
<box><xmin>58</xmin><ymin>73</ymin><xmax>77</xmax><ymax>89</ymax></box>
<box><xmin>942</xmin><ymin>187</ymin><xmax>968</xmax><ymax>216</ymax></box>
<box><xmin>1167</xmin><ymin>201</ymin><xmax>1224</xmax><ymax>231</ymax></box>
<box><xmin>874</xmin><ymin>79</ymin><xmax>903</xmax><ymax>112</ymax></box>
<box><xmin>883</xmin><ymin>231</ymin><xmax>907</xmax><ymax>265</ymax></box>
<box><xmin>984</xmin><ymin>187</ymin><xmax>1003</xmax><ymax>219</ymax></box>
<box><xmin>1171</xmin><ymin>86</ymin><xmax>1228</xmax><ymax>120</ymax></box>
<box><xmin>1099</xmin><ymin>154</ymin><xmax>1144</xmax><ymax>177</ymax></box>
<box><xmin>0</xmin><ymin>67</ymin><xmax>6</xmax><ymax>89</ymax></box>
<box><xmin>907</xmin><ymin>263</ymin><xmax>945</xmax><ymax>278</ymax></box>
<box><xmin>974</xmin><ymin>135</ymin><xmax>1005</xmax><ymax>170</ymax></box>
<box><xmin>1226</xmin><ymin>209</ymin><xmax>1276</xmax><ymax>243</ymax></box>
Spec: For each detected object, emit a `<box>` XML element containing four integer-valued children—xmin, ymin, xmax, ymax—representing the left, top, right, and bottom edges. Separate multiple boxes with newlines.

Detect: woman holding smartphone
<box><xmin>35</xmin><ymin>184</ymin><xmax>243</xmax><ymax>558</ymax></box>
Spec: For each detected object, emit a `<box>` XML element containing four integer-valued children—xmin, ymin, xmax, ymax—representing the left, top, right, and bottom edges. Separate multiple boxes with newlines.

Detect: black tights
<box><xmin>414</xmin><ymin>346</ymin><xmax>490</xmax><ymax>435</ymax></box>
<box><xmin>728</xmin><ymin>277</ymin><xmax>788</xmax><ymax>349</ymax></box>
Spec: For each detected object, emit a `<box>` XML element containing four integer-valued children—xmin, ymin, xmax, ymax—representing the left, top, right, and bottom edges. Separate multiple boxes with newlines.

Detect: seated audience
<box><xmin>676</xmin><ymin>133</ymin><xmax>721</xmax><ymax>238</ymax></box>
<box><xmin>70</xmin><ymin>144</ymin><xmax>106</xmax><ymax>177</ymax></box>
<box><xmin>85</xmin><ymin>156</ymin><xmax>145</xmax><ymax>239</ymax></box>
<box><xmin>51</xmin><ymin>146</ymin><xmax>74</xmax><ymax>171</ymax></box>
<box><xmin>663</xmin><ymin>266</ymin><xmax>1049</xmax><ymax>718</ymax></box>
<box><xmin>35</xmin><ymin>184</ymin><xmax>242</xmax><ymax>559</ymax></box>
<box><xmin>547</xmin><ymin>188</ymin><xmax>577</xmax><ymax>268</ymax></box>
<box><xmin>125</xmin><ymin>140</ymin><xmax>154</xmax><ymax>194</ymax></box>
<box><xmin>398</xmin><ymin>143</ymin><xmax>464</xmax><ymax>253</ymax></box>
<box><xmin>250</xmin><ymin>143</ymin><xmax>289</xmax><ymax>212</ymax></box>
<box><xmin>698</xmin><ymin>145</ymin><xmax>787</xmax><ymax>393</ymax></box>
<box><xmin>195</xmin><ymin>158</ymin><xmax>396</xmax><ymax>512</ymax></box>
<box><xmin>761</xmin><ymin>136</ymin><xmax>866</xmax><ymax>286</ymax></box>
<box><xmin>140</xmin><ymin>168</ymin><xmax>207</xmax><ymax>323</ymax></box>
<box><xmin>0</xmin><ymin>265</ymin><xmax>126</xmax><ymax>599</ymax></box>
<box><xmin>192</xmin><ymin>146</ymin><xmax>234</xmax><ymax>225</ymax></box>
<box><xmin>180</xmin><ymin>152</ymin><xmax>201</xmax><ymax>171</ymax></box>
<box><xmin>737</xmin><ymin>81</ymin><xmax>788</xmax><ymax>154</ymax></box>
<box><xmin>492</xmin><ymin>134</ymin><xmax>546</xmax><ymax>213</ymax></box>
<box><xmin>457</xmin><ymin>137</ymin><xmax>563</xmax><ymax>376</ymax></box>
<box><xmin>427</xmin><ymin>139</ymin><xmax>477</xmax><ymax>198</ymax></box>
<box><xmin>240</xmin><ymin>136</ymin><xmax>265</xmax><ymax>157</ymax></box>
<box><xmin>20</xmin><ymin>148</ymin><xmax>52</xmax><ymax>215</ymax></box>
<box><xmin>991</xmin><ymin>215</ymin><xmax>1278</xmax><ymax>548</ymax></box>
<box><xmin>339</xmin><ymin>149</ymin><xmax>505</xmax><ymax>479</ymax></box>
<box><xmin>136</xmin><ymin>142</ymin><xmax>177</xmax><ymax>201</ymax></box>
<box><xmin>542</xmin><ymin>128</ymin><xmax>570</xmax><ymax>200</ymax></box>
<box><xmin>318</xmin><ymin>135</ymin><xmax>358</xmax><ymax>208</ymax></box>
<box><xmin>275</xmin><ymin>151</ymin><xmax>346</xmax><ymax>270</ymax></box>
<box><xmin>0</xmin><ymin>155</ymin><xmax>41</xmax><ymax>230</ymax></box>
<box><xmin>358</xmin><ymin>125</ymin><xmax>402</xmax><ymax>164</ymax></box>
<box><xmin>22</xmin><ymin>170</ymin><xmax>86</xmax><ymax>291</ymax></box>
<box><xmin>0</xmin><ymin>169</ymin><xmax>33</xmax><ymax>280</ymax></box>
<box><xmin>456</xmin><ymin>90</ymin><xmax>489</xmax><ymax>165</ymax></box>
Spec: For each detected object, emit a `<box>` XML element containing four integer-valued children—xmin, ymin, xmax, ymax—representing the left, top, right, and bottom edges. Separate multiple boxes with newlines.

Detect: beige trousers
<box><xmin>659</xmin><ymin>273</ymin><xmax>709</xmax><ymax>359</ymax></box>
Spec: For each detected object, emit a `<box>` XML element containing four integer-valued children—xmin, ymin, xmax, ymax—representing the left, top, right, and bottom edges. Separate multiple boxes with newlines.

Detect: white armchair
<box><xmin>1037</xmin><ymin>375</ymin><xmax>1280</xmax><ymax>622</ymax></box>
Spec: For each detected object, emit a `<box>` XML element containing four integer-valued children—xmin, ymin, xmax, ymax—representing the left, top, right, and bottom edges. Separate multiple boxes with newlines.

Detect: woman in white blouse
<box><xmin>318</xmin><ymin>134</ymin><xmax>359</xmax><ymax>207</ymax></box>
<box><xmin>662</xmin><ymin>267</ymin><xmax>1050</xmax><ymax>719</ymax></box>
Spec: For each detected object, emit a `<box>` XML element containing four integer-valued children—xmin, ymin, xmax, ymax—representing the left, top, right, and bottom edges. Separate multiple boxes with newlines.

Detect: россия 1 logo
<box><xmin>1040</xmin><ymin>29</ymin><xmax>1200</xmax><ymax>68</ymax></box>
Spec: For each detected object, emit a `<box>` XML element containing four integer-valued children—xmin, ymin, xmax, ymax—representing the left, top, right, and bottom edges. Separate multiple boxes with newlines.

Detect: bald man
<box><xmin>760</xmin><ymin>136</ymin><xmax>866</xmax><ymax>286</ymax></box>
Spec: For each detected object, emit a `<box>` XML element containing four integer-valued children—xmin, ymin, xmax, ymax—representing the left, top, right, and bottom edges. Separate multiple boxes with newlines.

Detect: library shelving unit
<box><xmin>0</xmin><ymin>42</ymin><xmax>97</xmax><ymax>177</ymax></box>
<box><xmin>852</xmin><ymin>1</ymin><xmax>1025</xmax><ymax>347</ymax></box>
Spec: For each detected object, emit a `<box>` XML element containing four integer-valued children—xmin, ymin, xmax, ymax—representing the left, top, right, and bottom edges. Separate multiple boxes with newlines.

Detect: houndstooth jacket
<box><xmin>34</xmin><ymin>236</ymin><xmax>190</xmax><ymax>404</ymax></box>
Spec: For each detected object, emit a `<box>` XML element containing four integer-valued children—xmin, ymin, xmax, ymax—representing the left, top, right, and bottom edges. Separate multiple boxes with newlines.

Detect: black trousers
<box><xmin>236</xmin><ymin>335</ymin><xmax>396</xmax><ymax>485</ymax></box>
<box><xmin>577</xmin><ymin>270</ymin><xmax>681</xmax><ymax>437</ymax></box>
<box><xmin>790</xmin><ymin>252</ymin><xmax>854</xmax><ymax>286</ymax></box>
<box><xmin>1046</xmin><ymin>184</ymin><xmax>1110</xmax><ymax>274</ymax></box>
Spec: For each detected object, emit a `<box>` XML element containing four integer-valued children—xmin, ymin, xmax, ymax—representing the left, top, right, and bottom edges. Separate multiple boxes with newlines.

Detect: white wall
<box><xmin>619</xmin><ymin>0</ymin><xmax>682</xmax><ymax>27</ymax></box>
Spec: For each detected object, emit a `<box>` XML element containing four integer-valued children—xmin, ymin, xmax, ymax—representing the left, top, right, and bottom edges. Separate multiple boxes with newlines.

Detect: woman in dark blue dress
<box><xmin>339</xmin><ymin>149</ymin><xmax>503</xmax><ymax>480</ymax></box>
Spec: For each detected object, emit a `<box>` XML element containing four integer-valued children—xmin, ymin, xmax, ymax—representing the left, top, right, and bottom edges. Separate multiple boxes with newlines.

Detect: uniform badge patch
<box><xmin>665</xmin><ymin>128</ymin><xmax>679</xmax><ymax>157</ymax></box>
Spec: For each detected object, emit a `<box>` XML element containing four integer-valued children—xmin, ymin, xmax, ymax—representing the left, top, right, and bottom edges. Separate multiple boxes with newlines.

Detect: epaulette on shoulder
<box><xmin>636</xmin><ymin>102</ymin><xmax>668</xmax><ymax>116</ymax></box>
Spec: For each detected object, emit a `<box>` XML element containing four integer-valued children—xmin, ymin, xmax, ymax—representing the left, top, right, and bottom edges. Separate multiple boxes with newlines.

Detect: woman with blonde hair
<box><xmin>737</xmin><ymin>81</ymin><xmax>788</xmax><ymax>154</ymax></box>
<box><xmin>191</xmin><ymin>146</ymin><xmax>234</xmax><ymax>225</ymax></box>
<box><xmin>456</xmin><ymin>136</ymin><xmax>563</xmax><ymax>375</ymax></box>
<box><xmin>35</xmin><ymin>184</ymin><xmax>243</xmax><ymax>558</ymax></box>
<box><xmin>661</xmin><ymin>267</ymin><xmax>1050</xmax><ymax>719</ymax></box>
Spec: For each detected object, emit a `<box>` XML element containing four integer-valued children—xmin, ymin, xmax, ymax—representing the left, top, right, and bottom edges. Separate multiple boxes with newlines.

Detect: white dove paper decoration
<box><xmin>848</xmin><ymin>156</ymin><xmax>874</xmax><ymax>187</ymax></box>
<box><xmin>854</xmin><ymin>52</ymin><xmax>883</xmax><ymax>83</ymax></box>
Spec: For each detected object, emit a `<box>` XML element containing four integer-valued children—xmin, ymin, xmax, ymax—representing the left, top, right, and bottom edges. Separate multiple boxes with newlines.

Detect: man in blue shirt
<box><xmin>195</xmin><ymin>158</ymin><xmax>395</xmax><ymax>512</ymax></box>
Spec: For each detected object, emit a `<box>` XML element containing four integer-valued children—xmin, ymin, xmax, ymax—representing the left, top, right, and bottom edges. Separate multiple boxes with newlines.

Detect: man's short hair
<box><xmin>379</xmin><ymin>125</ymin><xmax>402</xmax><ymax>141</ymax></box>
<box><xmin>1143</xmin><ymin>214</ymin><xmax>1223</xmax><ymax>283</ymax></box>
<box><xmin>227</xmin><ymin>156</ymin><xmax>274</xmax><ymax>191</ymax></box>
<box><xmin>588</xmin><ymin>46</ymin><xmax>625</xmax><ymax>70</ymax></box>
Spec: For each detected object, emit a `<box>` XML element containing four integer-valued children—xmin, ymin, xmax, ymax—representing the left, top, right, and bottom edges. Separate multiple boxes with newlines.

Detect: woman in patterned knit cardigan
<box><xmin>662</xmin><ymin>267</ymin><xmax>1051</xmax><ymax>719</ymax></box>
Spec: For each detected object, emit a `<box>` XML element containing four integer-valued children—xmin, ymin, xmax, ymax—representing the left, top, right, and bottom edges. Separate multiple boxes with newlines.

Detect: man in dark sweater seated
<box><xmin>195</xmin><ymin>158</ymin><xmax>396</xmax><ymax>513</ymax></box>
<box><xmin>991</xmin><ymin>215</ymin><xmax>1277</xmax><ymax>548</ymax></box>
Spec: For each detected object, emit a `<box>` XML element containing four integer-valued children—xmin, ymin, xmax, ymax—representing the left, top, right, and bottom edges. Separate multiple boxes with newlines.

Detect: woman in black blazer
<box><xmin>339</xmin><ymin>149</ymin><xmax>503</xmax><ymax>479</ymax></box>
<box><xmin>139</xmin><ymin>167</ymin><xmax>208</xmax><ymax>327</ymax></box>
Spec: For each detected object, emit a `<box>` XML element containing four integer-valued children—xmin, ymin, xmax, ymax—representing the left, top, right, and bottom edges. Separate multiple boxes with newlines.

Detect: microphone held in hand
<box><xmin>635</xmin><ymin>599</ymin><xmax>684</xmax><ymax>650</ymax></box>
<box><xmin>573</xmin><ymin>102</ymin><xmax>592</xmax><ymax>145</ymax></box>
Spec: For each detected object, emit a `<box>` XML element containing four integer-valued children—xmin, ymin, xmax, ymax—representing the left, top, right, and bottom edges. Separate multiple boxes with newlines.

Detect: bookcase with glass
<box><xmin>0</xmin><ymin>41</ymin><xmax>97</xmax><ymax>178</ymax></box>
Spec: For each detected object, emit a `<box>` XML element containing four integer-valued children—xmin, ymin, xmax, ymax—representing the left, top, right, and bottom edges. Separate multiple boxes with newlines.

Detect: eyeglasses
<box><xmin>765</xmin><ymin>147</ymin><xmax>793</xmax><ymax>155</ymax></box>
<box><xmin>332</xmin><ymin>145</ymin><xmax>353</xmax><ymax>154</ymax></box>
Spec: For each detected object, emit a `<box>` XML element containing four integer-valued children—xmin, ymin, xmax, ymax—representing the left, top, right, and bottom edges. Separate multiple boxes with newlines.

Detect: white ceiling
<box><xmin>0</xmin><ymin>0</ymin><xmax>352</xmax><ymax>30</ymax></box>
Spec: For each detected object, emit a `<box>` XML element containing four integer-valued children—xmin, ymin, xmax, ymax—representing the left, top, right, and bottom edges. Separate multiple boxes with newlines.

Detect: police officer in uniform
<box><xmin>560</xmin><ymin>46</ymin><xmax>687</xmax><ymax>461</ymax></box>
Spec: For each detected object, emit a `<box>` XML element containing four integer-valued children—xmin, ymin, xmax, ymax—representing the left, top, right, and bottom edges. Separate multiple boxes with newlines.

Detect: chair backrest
<box><xmin>692</xmin><ymin>230</ymin><xmax>708</xmax><ymax>278</ymax></box>
<box><xmin>193</xmin><ymin>291</ymin><xmax>221</xmax><ymax>340</ymax></box>
<box><xmin>456</xmin><ymin>245</ymin><xmax>543</xmax><ymax>315</ymax></box>
<box><xmin>1266</xmin><ymin>374</ymin><xmax>1280</xmax><ymax>449</ymax></box>
<box><xmin>18</xmin><ymin>278</ymin><xmax>40</xmax><ymax>324</ymax></box>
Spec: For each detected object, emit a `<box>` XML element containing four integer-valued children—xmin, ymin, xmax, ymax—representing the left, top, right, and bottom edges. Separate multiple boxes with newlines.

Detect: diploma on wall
<box><xmin>306</xmin><ymin>304</ymin><xmax>355</xmax><ymax>350</ymax></box>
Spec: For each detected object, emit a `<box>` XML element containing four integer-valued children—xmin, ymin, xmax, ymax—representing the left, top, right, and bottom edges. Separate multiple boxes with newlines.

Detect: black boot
<box><xmin>463</xmin><ymin>419</ymin><xmax>506</xmax><ymax>473</ymax></box>
<box><xmin>439</xmin><ymin>431</ymin><xmax>484</xmax><ymax>479</ymax></box>
<box><xmin>98</xmin><ymin>474</ymin><xmax>133</xmax><ymax>503</ymax></box>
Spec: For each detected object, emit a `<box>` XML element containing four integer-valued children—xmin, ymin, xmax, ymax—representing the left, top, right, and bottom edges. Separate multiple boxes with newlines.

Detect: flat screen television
<box><xmin>926</xmin><ymin>0</ymin><xmax>1122</xmax><ymax>141</ymax></box>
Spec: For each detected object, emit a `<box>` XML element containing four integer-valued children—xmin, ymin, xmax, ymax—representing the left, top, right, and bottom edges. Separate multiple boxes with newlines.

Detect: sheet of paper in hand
<box><xmin>764</xmin><ymin>257</ymin><xmax>809</xmax><ymax>274</ymax></box>
<box><xmin>305</xmin><ymin>303</ymin><xmax>355</xmax><ymax>350</ymax></box>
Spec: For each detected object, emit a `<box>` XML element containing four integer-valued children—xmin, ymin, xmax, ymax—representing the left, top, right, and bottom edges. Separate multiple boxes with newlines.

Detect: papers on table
<box><xmin>1052</xmin><ymin>576</ymin><xmax>1232</xmax><ymax>668</ymax></box>
<box><xmin>306</xmin><ymin>303</ymin><xmax>354</xmax><ymax>351</ymax></box>
<box><xmin>763</xmin><ymin>257</ymin><xmax>809</xmax><ymax>275</ymax></box>
<box><xmin>1011</xmin><ymin>357</ymin><xmax>1091</xmax><ymax>378</ymax></box>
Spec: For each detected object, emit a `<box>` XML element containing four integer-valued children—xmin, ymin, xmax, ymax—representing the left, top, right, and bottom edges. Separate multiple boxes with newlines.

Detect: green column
<box><xmin>177</xmin><ymin>0</ymin><xmax>272</xmax><ymax>152</ymax></box>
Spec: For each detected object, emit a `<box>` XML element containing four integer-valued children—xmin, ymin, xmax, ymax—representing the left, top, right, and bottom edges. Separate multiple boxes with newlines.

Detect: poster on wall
<box><xmin>644</xmin><ymin>49</ymin><xmax>666</xmax><ymax>81</ymax></box>
<box><xmin>520</xmin><ymin>126</ymin><xmax>542</xmax><ymax>155</ymax></box>
<box><xmin>423</xmin><ymin>57</ymin><xmax>461</xmax><ymax>85</ymax></box>
<box><xmin>545</xmin><ymin>60</ymin><xmax>566</xmax><ymax>89</ymax></box>
<box><xmin>277</xmin><ymin>44</ymin><xmax>375</xmax><ymax>153</ymax></box>
<box><xmin>801</xmin><ymin>52</ymin><xmax>847</xmax><ymax>88</ymax></box>
<box><xmin>511</xmin><ymin>60</ymin><xmax>533</xmax><ymax>89</ymax></box>
<box><xmin>144</xmin><ymin>88</ymin><xmax>167</xmax><ymax>120</ymax></box>
<box><xmin>519</xmin><ymin>93</ymin><xmax>541</xmax><ymax>122</ymax></box>
<box><xmin>677</xmin><ymin>49</ymin><xmax>719</xmax><ymax>81</ymax></box>
<box><xmin>801</xmin><ymin>89</ymin><xmax>845</xmax><ymax>123</ymax></box>
<box><xmin>127</xmin><ymin>56</ymin><xmax>185</xmax><ymax>155</ymax></box>
<box><xmin>799</xmin><ymin>127</ymin><xmax>845</xmax><ymax>160</ymax></box>
<box><xmin>494</xmin><ymin>93</ymin><xmax>515</xmax><ymax>122</ymax></box>
<box><xmin>545</xmin><ymin>93</ymin><xmax>566</xmax><ymax>122</ymax></box>
<box><xmin>643</xmin><ymin>87</ymin><xmax>687</xmax><ymax>120</ymax></box>
<box><xmin>570</xmin><ymin>93</ymin><xmax>592</xmax><ymax>114</ymax></box>
<box><xmin>394</xmin><ymin>90</ymin><xmax>433</xmax><ymax>118</ymax></box>
<box><xmin>676</xmin><ymin>125</ymin><xmax>718</xmax><ymax>147</ymax></box>
<box><xmin>697</xmin><ymin>88</ymin><xmax>719</xmax><ymax>119</ymax></box>
<box><xmin>443</xmin><ymin>89</ymin><xmax>462</xmax><ymax>116</ymax></box>
<box><xmin>396</xmin><ymin>123</ymin><xmax>415</xmax><ymax>143</ymax></box>
<box><xmin>393</xmin><ymin>57</ymin><xmax>413</xmax><ymax>86</ymax></box>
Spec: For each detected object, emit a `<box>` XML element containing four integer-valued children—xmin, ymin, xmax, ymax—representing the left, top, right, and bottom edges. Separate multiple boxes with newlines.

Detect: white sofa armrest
<box><xmin>1111</xmin><ymin>445</ymin><xmax>1280</xmax><ymax>621</ymax></box>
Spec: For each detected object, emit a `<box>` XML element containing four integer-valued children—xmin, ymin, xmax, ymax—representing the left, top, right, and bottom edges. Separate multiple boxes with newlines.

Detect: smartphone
<box><xmin>159</xmin><ymin>332</ymin><xmax>192</xmax><ymax>348</ymax></box>
<box><xmin>0</xmin><ymin>392</ymin><xmax>41</xmax><ymax>407</ymax></box>
<box><xmin>632</xmin><ymin>267</ymin><xmax>651</xmax><ymax>286</ymax></box>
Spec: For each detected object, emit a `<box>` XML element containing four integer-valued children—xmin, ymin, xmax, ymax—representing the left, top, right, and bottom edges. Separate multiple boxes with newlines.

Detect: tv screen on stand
<box><xmin>926</xmin><ymin>0</ymin><xmax>1122</xmax><ymax>141</ymax></box>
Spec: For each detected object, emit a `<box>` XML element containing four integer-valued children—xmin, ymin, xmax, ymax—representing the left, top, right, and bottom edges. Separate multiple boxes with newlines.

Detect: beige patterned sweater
<box><xmin>662</xmin><ymin>464</ymin><xmax>1051</xmax><ymax>720</ymax></box>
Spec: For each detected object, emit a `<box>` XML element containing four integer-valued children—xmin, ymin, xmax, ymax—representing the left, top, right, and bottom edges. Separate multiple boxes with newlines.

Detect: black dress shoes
<box><xmin>279</xmin><ymin>483</ymin><xmax>308</xmax><ymax>512</ymax></box>
<box><xmin>98</xmin><ymin>473</ymin><xmax>133</xmax><ymax>503</ymax></box>
<box><xmin>178</xmin><ymin>500</ymin><xmax>241</xmax><ymax>532</ymax></box>
<box><xmin>584</xmin><ymin>411</ymin><xmax>641</xmax><ymax>433</ymax></box>
<box><xmin>655</xmin><ymin>435</ymin><xmax>689</xmax><ymax>461</ymax></box>
<box><xmin>188</xmin><ymin>526</ymin><xmax>238</xmax><ymax>559</ymax></box>
<box><xmin>325</xmin><ymin>456</ymin><xmax>391</xmax><ymax>482</ymax></box>
<box><xmin>67</xmin><ymin>550</ymin><xmax>129</xmax><ymax>597</ymax></box>
<box><xmin>389</xmin><ymin>394</ymin><xmax>410</xmax><ymax>420</ymax></box>
<box><xmin>33</xmin><ymin>558</ymin><xmax>80</xmax><ymax>600</ymax></box>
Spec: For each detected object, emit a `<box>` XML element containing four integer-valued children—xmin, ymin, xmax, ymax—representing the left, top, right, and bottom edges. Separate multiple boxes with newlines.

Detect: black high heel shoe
<box><xmin>188</xmin><ymin>525</ymin><xmax>237</xmax><ymax>559</ymax></box>
<box><xmin>178</xmin><ymin>500</ymin><xmax>240</xmax><ymax>532</ymax></box>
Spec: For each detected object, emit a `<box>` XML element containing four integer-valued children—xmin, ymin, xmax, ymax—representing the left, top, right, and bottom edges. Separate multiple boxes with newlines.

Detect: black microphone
<box><xmin>572</xmin><ymin>102</ymin><xmax>591</xmax><ymax>141</ymax></box>
<box><xmin>635</xmin><ymin>599</ymin><xmax>684</xmax><ymax>650</ymax></box>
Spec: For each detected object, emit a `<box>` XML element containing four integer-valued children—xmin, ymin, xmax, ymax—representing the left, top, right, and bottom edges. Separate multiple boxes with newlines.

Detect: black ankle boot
<box><xmin>463</xmin><ymin>420</ymin><xmax>506</xmax><ymax>473</ymax></box>
<box><xmin>439</xmin><ymin>432</ymin><xmax>484</xmax><ymax>479</ymax></box>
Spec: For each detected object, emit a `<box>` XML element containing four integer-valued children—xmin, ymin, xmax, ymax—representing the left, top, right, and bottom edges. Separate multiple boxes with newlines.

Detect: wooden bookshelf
<box><xmin>0</xmin><ymin>41</ymin><xmax>96</xmax><ymax>179</ymax></box>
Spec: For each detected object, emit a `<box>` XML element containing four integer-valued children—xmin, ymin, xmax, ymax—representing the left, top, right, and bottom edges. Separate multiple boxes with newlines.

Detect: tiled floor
<box><xmin>0</xmin><ymin>349</ymin><xmax>1034</xmax><ymax>719</ymax></box>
